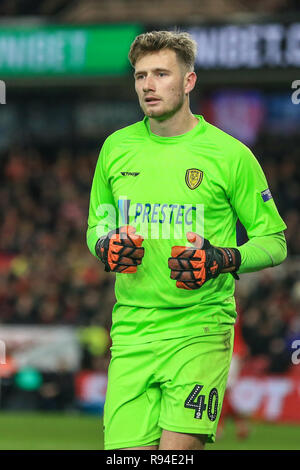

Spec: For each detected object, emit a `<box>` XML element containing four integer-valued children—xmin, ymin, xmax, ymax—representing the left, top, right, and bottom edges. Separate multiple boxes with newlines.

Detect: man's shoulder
<box><xmin>203</xmin><ymin>119</ymin><xmax>261</xmax><ymax>178</ymax></box>
<box><xmin>204</xmin><ymin>118</ymin><xmax>249</xmax><ymax>156</ymax></box>
<box><xmin>104</xmin><ymin>119</ymin><xmax>146</xmax><ymax>146</ymax></box>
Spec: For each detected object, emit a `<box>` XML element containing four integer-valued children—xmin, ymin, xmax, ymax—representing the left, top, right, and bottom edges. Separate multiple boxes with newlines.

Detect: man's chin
<box><xmin>144</xmin><ymin>108</ymin><xmax>165</xmax><ymax>119</ymax></box>
<box><xmin>144</xmin><ymin>107</ymin><xmax>172</xmax><ymax>120</ymax></box>
<box><xmin>143</xmin><ymin>103</ymin><xmax>183</xmax><ymax>121</ymax></box>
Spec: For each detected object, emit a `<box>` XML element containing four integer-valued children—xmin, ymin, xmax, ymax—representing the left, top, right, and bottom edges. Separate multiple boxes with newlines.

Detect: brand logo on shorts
<box><xmin>185</xmin><ymin>169</ymin><xmax>203</xmax><ymax>190</ymax></box>
<box><xmin>121</xmin><ymin>172</ymin><xmax>140</xmax><ymax>176</ymax></box>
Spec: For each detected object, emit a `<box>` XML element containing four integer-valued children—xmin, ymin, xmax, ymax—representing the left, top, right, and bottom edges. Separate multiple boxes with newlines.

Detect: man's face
<box><xmin>134</xmin><ymin>49</ymin><xmax>189</xmax><ymax>120</ymax></box>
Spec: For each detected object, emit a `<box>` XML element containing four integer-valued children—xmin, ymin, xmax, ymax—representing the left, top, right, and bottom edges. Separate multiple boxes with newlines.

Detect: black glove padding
<box><xmin>168</xmin><ymin>232</ymin><xmax>241</xmax><ymax>290</ymax></box>
<box><xmin>95</xmin><ymin>225</ymin><xmax>145</xmax><ymax>273</ymax></box>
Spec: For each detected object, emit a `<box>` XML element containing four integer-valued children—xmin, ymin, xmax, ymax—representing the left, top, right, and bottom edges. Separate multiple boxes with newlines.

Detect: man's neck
<box><xmin>148</xmin><ymin>108</ymin><xmax>199</xmax><ymax>137</ymax></box>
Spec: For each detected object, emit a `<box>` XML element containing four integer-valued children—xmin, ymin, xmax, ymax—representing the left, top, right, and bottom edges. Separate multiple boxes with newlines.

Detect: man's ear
<box><xmin>184</xmin><ymin>71</ymin><xmax>197</xmax><ymax>95</ymax></box>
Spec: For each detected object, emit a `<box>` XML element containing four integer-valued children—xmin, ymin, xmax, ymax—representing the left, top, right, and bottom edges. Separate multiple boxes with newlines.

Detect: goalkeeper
<box><xmin>86</xmin><ymin>30</ymin><xmax>287</xmax><ymax>451</ymax></box>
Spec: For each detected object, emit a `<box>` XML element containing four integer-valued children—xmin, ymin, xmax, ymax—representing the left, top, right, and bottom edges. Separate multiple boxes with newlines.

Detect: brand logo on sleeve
<box><xmin>261</xmin><ymin>188</ymin><xmax>273</xmax><ymax>202</ymax></box>
<box><xmin>121</xmin><ymin>172</ymin><xmax>140</xmax><ymax>176</ymax></box>
<box><xmin>185</xmin><ymin>169</ymin><xmax>203</xmax><ymax>190</ymax></box>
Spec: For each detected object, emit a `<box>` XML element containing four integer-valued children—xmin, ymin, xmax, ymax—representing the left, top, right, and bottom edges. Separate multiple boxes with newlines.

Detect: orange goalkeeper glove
<box><xmin>95</xmin><ymin>225</ymin><xmax>145</xmax><ymax>273</ymax></box>
<box><xmin>168</xmin><ymin>232</ymin><xmax>241</xmax><ymax>290</ymax></box>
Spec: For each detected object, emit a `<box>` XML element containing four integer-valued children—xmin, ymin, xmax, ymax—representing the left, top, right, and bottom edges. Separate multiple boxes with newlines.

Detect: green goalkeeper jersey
<box><xmin>87</xmin><ymin>115</ymin><xmax>287</xmax><ymax>344</ymax></box>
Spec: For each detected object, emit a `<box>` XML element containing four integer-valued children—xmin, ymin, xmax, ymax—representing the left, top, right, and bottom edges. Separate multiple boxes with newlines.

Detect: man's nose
<box><xmin>143</xmin><ymin>75</ymin><xmax>155</xmax><ymax>92</ymax></box>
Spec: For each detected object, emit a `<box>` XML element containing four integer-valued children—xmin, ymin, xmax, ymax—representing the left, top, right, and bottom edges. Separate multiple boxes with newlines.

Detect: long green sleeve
<box><xmin>237</xmin><ymin>231</ymin><xmax>287</xmax><ymax>274</ymax></box>
<box><xmin>86</xmin><ymin>138</ymin><xmax>117</xmax><ymax>258</ymax></box>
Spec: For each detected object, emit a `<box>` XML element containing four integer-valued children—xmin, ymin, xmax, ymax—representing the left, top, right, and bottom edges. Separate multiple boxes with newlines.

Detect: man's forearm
<box><xmin>86</xmin><ymin>219</ymin><xmax>117</xmax><ymax>259</ymax></box>
<box><xmin>86</xmin><ymin>225</ymin><xmax>101</xmax><ymax>258</ymax></box>
<box><xmin>237</xmin><ymin>231</ymin><xmax>287</xmax><ymax>274</ymax></box>
<box><xmin>86</xmin><ymin>205</ymin><xmax>118</xmax><ymax>258</ymax></box>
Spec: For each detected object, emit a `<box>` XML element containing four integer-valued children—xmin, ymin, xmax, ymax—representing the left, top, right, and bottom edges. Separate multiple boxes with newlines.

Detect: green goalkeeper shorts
<box><xmin>103</xmin><ymin>327</ymin><xmax>234</xmax><ymax>450</ymax></box>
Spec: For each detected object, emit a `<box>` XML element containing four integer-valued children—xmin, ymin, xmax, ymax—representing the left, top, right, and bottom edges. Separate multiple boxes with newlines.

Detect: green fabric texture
<box><xmin>238</xmin><ymin>231</ymin><xmax>287</xmax><ymax>273</ymax></box>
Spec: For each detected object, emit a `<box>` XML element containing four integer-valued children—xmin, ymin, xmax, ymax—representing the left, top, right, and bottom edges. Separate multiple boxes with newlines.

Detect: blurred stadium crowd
<box><xmin>0</xmin><ymin>145</ymin><xmax>115</xmax><ymax>328</ymax></box>
<box><xmin>236</xmin><ymin>134</ymin><xmax>300</xmax><ymax>374</ymax></box>
<box><xmin>0</xmin><ymin>0</ymin><xmax>298</xmax><ymax>21</ymax></box>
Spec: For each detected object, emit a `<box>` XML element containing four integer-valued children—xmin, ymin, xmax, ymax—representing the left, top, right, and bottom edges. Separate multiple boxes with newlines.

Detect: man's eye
<box><xmin>136</xmin><ymin>75</ymin><xmax>144</xmax><ymax>80</ymax></box>
<box><xmin>158</xmin><ymin>72</ymin><xmax>166</xmax><ymax>77</ymax></box>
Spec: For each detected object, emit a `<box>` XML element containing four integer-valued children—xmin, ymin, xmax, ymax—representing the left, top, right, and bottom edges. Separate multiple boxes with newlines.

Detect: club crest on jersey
<box><xmin>185</xmin><ymin>169</ymin><xmax>203</xmax><ymax>190</ymax></box>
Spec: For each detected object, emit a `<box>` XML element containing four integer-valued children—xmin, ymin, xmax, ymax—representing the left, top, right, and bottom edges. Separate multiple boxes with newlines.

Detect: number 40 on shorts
<box><xmin>184</xmin><ymin>384</ymin><xmax>219</xmax><ymax>421</ymax></box>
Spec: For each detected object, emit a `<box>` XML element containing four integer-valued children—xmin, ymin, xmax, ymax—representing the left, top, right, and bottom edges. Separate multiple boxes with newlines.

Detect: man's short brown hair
<box><xmin>128</xmin><ymin>30</ymin><xmax>197</xmax><ymax>72</ymax></box>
